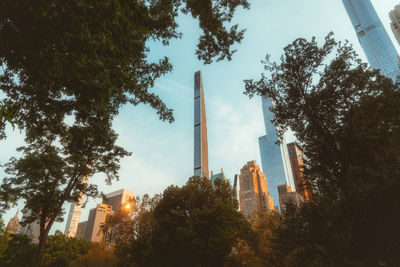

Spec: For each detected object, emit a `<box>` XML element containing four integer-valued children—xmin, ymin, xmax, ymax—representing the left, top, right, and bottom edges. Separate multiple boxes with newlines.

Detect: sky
<box><xmin>1</xmin><ymin>0</ymin><xmax>399</xmax><ymax>233</ymax></box>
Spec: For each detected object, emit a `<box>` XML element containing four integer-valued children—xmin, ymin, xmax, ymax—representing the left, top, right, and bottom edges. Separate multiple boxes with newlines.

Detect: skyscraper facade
<box><xmin>390</xmin><ymin>5</ymin><xmax>400</xmax><ymax>46</ymax></box>
<box><xmin>64</xmin><ymin>175</ymin><xmax>90</xmax><ymax>237</ymax></box>
<box><xmin>287</xmin><ymin>142</ymin><xmax>311</xmax><ymax>201</ymax></box>
<box><xmin>194</xmin><ymin>71</ymin><xmax>209</xmax><ymax>179</ymax></box>
<box><xmin>75</xmin><ymin>221</ymin><xmax>87</xmax><ymax>240</ymax></box>
<box><xmin>258</xmin><ymin>96</ymin><xmax>295</xmax><ymax>208</ymax></box>
<box><xmin>84</xmin><ymin>203</ymin><xmax>113</xmax><ymax>243</ymax></box>
<box><xmin>343</xmin><ymin>0</ymin><xmax>400</xmax><ymax>82</ymax></box>
<box><xmin>238</xmin><ymin>161</ymin><xmax>274</xmax><ymax>217</ymax></box>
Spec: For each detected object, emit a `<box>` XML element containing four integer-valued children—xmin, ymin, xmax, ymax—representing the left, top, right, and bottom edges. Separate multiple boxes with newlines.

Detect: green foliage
<box><xmin>245</xmin><ymin>33</ymin><xmax>400</xmax><ymax>266</ymax></box>
<box><xmin>0</xmin><ymin>101</ymin><xmax>16</xmax><ymax>139</ymax></box>
<box><xmin>0</xmin><ymin>234</ymin><xmax>38</xmax><ymax>267</ymax></box>
<box><xmin>112</xmin><ymin>177</ymin><xmax>255</xmax><ymax>267</ymax></box>
<box><xmin>0</xmin><ymin>217</ymin><xmax>8</xmax><ymax>259</ymax></box>
<box><xmin>42</xmin><ymin>231</ymin><xmax>91</xmax><ymax>267</ymax></box>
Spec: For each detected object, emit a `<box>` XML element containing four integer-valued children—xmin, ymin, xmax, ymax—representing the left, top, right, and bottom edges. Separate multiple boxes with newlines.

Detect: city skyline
<box><xmin>1</xmin><ymin>0</ymin><xmax>398</xmax><ymax>233</ymax></box>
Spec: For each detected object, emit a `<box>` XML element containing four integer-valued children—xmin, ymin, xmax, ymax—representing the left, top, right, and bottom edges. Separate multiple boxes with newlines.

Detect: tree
<box><xmin>42</xmin><ymin>231</ymin><xmax>91</xmax><ymax>267</ymax></box>
<box><xmin>244</xmin><ymin>33</ymin><xmax>400</xmax><ymax>266</ymax></box>
<box><xmin>112</xmin><ymin>177</ymin><xmax>256</xmax><ymax>267</ymax></box>
<box><xmin>0</xmin><ymin>1</ymin><xmax>250</xmax><ymax>266</ymax></box>
<box><xmin>0</xmin><ymin>234</ymin><xmax>38</xmax><ymax>267</ymax></box>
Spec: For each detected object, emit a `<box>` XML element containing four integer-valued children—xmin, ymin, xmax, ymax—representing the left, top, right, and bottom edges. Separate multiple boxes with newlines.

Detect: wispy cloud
<box><xmin>207</xmin><ymin>97</ymin><xmax>265</xmax><ymax>179</ymax></box>
<box><xmin>155</xmin><ymin>79</ymin><xmax>192</xmax><ymax>102</ymax></box>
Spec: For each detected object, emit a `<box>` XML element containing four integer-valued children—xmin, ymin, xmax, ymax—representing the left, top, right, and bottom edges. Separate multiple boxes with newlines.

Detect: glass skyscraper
<box><xmin>194</xmin><ymin>71</ymin><xmax>209</xmax><ymax>179</ymax></box>
<box><xmin>258</xmin><ymin>96</ymin><xmax>294</xmax><ymax>208</ymax></box>
<box><xmin>343</xmin><ymin>0</ymin><xmax>400</xmax><ymax>82</ymax></box>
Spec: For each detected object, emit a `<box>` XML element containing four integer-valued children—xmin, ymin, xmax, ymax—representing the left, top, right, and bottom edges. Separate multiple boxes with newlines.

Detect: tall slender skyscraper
<box><xmin>64</xmin><ymin>175</ymin><xmax>89</xmax><ymax>237</ymax></box>
<box><xmin>343</xmin><ymin>0</ymin><xmax>400</xmax><ymax>82</ymax></box>
<box><xmin>194</xmin><ymin>71</ymin><xmax>209</xmax><ymax>179</ymax></box>
<box><xmin>258</xmin><ymin>96</ymin><xmax>294</xmax><ymax>208</ymax></box>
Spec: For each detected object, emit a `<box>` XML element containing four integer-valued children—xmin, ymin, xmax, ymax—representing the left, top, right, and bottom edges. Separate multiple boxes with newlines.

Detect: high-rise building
<box><xmin>277</xmin><ymin>184</ymin><xmax>304</xmax><ymax>214</ymax></box>
<box><xmin>238</xmin><ymin>161</ymin><xmax>274</xmax><ymax>217</ymax></box>
<box><xmin>6</xmin><ymin>209</ymin><xmax>19</xmax><ymax>234</ymax></box>
<box><xmin>210</xmin><ymin>168</ymin><xmax>227</xmax><ymax>183</ymax></box>
<box><xmin>84</xmin><ymin>204</ymin><xmax>113</xmax><ymax>243</ymax></box>
<box><xmin>194</xmin><ymin>71</ymin><xmax>209</xmax><ymax>179</ymax></box>
<box><xmin>77</xmin><ymin>188</ymin><xmax>134</xmax><ymax>242</ymax></box>
<box><xmin>390</xmin><ymin>5</ymin><xmax>400</xmax><ymax>46</ymax></box>
<box><xmin>287</xmin><ymin>142</ymin><xmax>311</xmax><ymax>201</ymax></box>
<box><xmin>103</xmin><ymin>189</ymin><xmax>135</xmax><ymax>212</ymax></box>
<box><xmin>343</xmin><ymin>0</ymin><xmax>400</xmax><ymax>82</ymax></box>
<box><xmin>17</xmin><ymin>210</ymin><xmax>42</xmax><ymax>243</ymax></box>
<box><xmin>75</xmin><ymin>221</ymin><xmax>87</xmax><ymax>240</ymax></box>
<box><xmin>64</xmin><ymin>175</ymin><xmax>90</xmax><ymax>237</ymax></box>
<box><xmin>258</xmin><ymin>96</ymin><xmax>295</xmax><ymax>208</ymax></box>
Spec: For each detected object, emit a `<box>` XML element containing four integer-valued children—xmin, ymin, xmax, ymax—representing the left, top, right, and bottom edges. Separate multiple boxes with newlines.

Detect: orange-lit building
<box><xmin>287</xmin><ymin>142</ymin><xmax>311</xmax><ymax>201</ymax></box>
<box><xmin>6</xmin><ymin>210</ymin><xmax>19</xmax><ymax>234</ymax></box>
<box><xmin>84</xmin><ymin>203</ymin><xmax>113</xmax><ymax>243</ymax></box>
<box><xmin>239</xmin><ymin>161</ymin><xmax>274</xmax><ymax>217</ymax></box>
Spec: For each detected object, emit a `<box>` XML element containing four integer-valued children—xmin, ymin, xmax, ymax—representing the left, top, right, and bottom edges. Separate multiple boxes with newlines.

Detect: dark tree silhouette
<box><xmin>244</xmin><ymin>33</ymin><xmax>400</xmax><ymax>266</ymax></box>
<box><xmin>111</xmin><ymin>177</ymin><xmax>256</xmax><ymax>267</ymax></box>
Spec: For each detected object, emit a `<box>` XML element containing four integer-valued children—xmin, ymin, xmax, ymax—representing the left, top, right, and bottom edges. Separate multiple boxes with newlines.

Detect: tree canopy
<box><xmin>110</xmin><ymin>177</ymin><xmax>256</xmax><ymax>267</ymax></box>
<box><xmin>244</xmin><ymin>33</ymin><xmax>400</xmax><ymax>266</ymax></box>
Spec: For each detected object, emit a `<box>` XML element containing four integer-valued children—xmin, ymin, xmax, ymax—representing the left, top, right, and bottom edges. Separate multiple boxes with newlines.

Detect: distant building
<box><xmin>76</xmin><ymin>188</ymin><xmax>134</xmax><ymax>242</ymax></box>
<box><xmin>210</xmin><ymin>168</ymin><xmax>227</xmax><ymax>183</ymax></box>
<box><xmin>390</xmin><ymin>5</ymin><xmax>400</xmax><ymax>46</ymax></box>
<box><xmin>17</xmin><ymin>210</ymin><xmax>42</xmax><ymax>244</ymax></box>
<box><xmin>103</xmin><ymin>189</ymin><xmax>135</xmax><ymax>212</ymax></box>
<box><xmin>64</xmin><ymin>175</ymin><xmax>90</xmax><ymax>238</ymax></box>
<box><xmin>75</xmin><ymin>221</ymin><xmax>87</xmax><ymax>240</ymax></box>
<box><xmin>6</xmin><ymin>210</ymin><xmax>19</xmax><ymax>234</ymax></box>
<box><xmin>193</xmin><ymin>71</ymin><xmax>209</xmax><ymax>179</ymax></box>
<box><xmin>343</xmin><ymin>0</ymin><xmax>400</xmax><ymax>82</ymax></box>
<box><xmin>278</xmin><ymin>185</ymin><xmax>304</xmax><ymax>214</ymax></box>
<box><xmin>238</xmin><ymin>161</ymin><xmax>274</xmax><ymax>217</ymax></box>
<box><xmin>258</xmin><ymin>96</ymin><xmax>295</xmax><ymax>208</ymax></box>
<box><xmin>287</xmin><ymin>142</ymin><xmax>311</xmax><ymax>201</ymax></box>
<box><xmin>84</xmin><ymin>204</ymin><xmax>113</xmax><ymax>243</ymax></box>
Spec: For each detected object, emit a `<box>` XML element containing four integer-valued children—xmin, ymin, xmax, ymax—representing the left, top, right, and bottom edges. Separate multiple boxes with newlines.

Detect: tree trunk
<box><xmin>36</xmin><ymin>218</ymin><xmax>54</xmax><ymax>267</ymax></box>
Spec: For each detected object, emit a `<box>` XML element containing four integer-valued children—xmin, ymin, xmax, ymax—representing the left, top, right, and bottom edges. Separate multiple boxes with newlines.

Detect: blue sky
<box><xmin>1</xmin><ymin>0</ymin><xmax>399</xmax><ymax>233</ymax></box>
